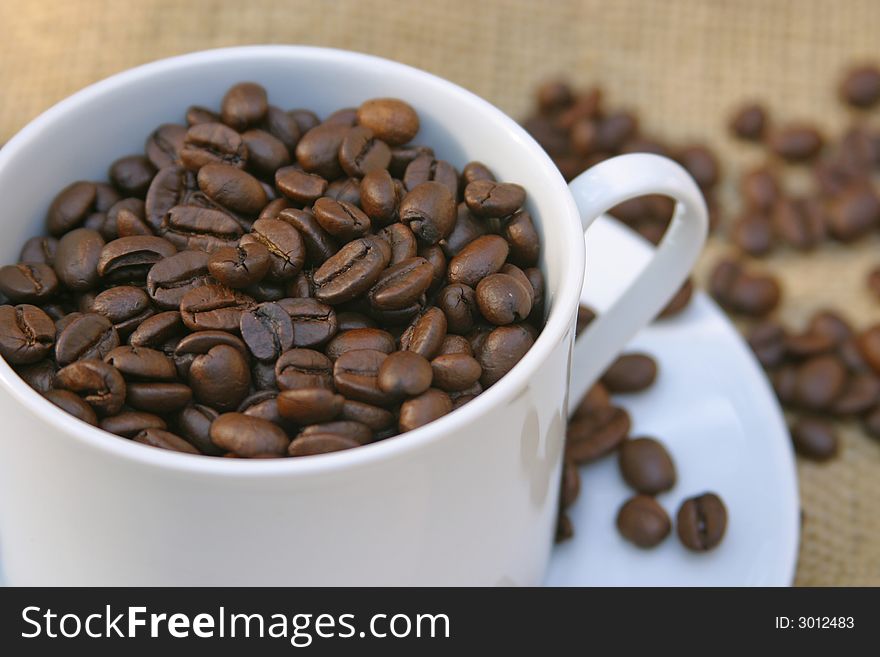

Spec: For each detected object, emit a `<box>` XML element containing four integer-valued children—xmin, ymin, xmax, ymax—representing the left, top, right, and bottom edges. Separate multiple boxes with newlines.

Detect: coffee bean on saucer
<box><xmin>676</xmin><ymin>492</ymin><xmax>727</xmax><ymax>551</ymax></box>
<box><xmin>601</xmin><ymin>353</ymin><xmax>658</xmax><ymax>393</ymax></box>
<box><xmin>617</xmin><ymin>495</ymin><xmax>671</xmax><ymax>548</ymax></box>
<box><xmin>566</xmin><ymin>405</ymin><xmax>631</xmax><ymax>464</ymax></box>
<box><xmin>618</xmin><ymin>437</ymin><xmax>676</xmax><ymax>494</ymax></box>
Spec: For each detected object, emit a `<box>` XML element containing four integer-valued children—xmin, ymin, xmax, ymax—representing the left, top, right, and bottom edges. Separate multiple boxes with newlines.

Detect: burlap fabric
<box><xmin>1</xmin><ymin>0</ymin><xmax>878</xmax><ymax>586</ymax></box>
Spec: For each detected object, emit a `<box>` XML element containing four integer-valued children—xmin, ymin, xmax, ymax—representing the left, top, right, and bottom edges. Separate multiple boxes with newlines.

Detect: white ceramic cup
<box><xmin>0</xmin><ymin>46</ymin><xmax>706</xmax><ymax>585</ymax></box>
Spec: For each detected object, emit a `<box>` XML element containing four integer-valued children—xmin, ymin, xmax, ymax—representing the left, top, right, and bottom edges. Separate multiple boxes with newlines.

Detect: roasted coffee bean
<box><xmin>244</xmin><ymin>278</ymin><xmax>286</xmax><ymax>302</ymax></box>
<box><xmin>277</xmin><ymin>387</ymin><xmax>345</xmax><ymax>424</ymax></box>
<box><xmin>325</xmin><ymin>327</ymin><xmax>395</xmax><ymax>360</ymax></box>
<box><xmin>186</xmin><ymin>105</ymin><xmax>220</xmax><ymax>126</ymax></box>
<box><xmin>0</xmin><ymin>304</ymin><xmax>55</xmax><ymax>364</ymax></box>
<box><xmin>51</xmin><ymin>228</ymin><xmax>104</xmax><ymax>292</ymax></box>
<box><xmin>602</xmin><ymin>353</ymin><xmax>658</xmax><ymax>393</ymax></box>
<box><xmin>827</xmin><ymin>184</ymin><xmax>880</xmax><ymax>242</ymax></box>
<box><xmin>840</xmin><ymin>65</ymin><xmax>880</xmax><ymax>108</ymax></box>
<box><xmin>239</xmin><ymin>392</ymin><xmax>289</xmax><ymax>429</ymax></box>
<box><xmin>46</xmin><ymin>181</ymin><xmax>97</xmax><ymax>236</ymax></box>
<box><xmin>419</xmin><ymin>244</ymin><xmax>447</xmax><ymax>290</ymax></box>
<box><xmin>43</xmin><ymin>389</ymin><xmax>98</xmax><ymax>425</ymax></box>
<box><xmin>784</xmin><ymin>330</ymin><xmax>836</xmax><ymax>359</ymax></box>
<box><xmin>55</xmin><ymin>313</ymin><xmax>119</xmax><ymax>366</ymax></box>
<box><xmin>657</xmin><ymin>278</ymin><xmax>693</xmax><ymax>319</ymax></box>
<box><xmin>502</xmin><ymin>210</ymin><xmax>540</xmax><ymax>267</ymax></box>
<box><xmin>179</xmin><ymin>284</ymin><xmax>254</xmax><ymax>332</ymax></box>
<box><xmin>808</xmin><ymin>310</ymin><xmax>853</xmax><ymax>345</ymax></box>
<box><xmin>133</xmin><ymin>428</ymin><xmax>200</xmax><ymax>454</ymax></box>
<box><xmin>618</xmin><ymin>437</ymin><xmax>676</xmax><ymax>494</ymax></box>
<box><xmin>278</xmin><ymin>208</ymin><xmax>338</xmax><ymax>265</ymax></box>
<box><xmin>144</xmin><ymin>166</ymin><xmax>196</xmax><ymax>231</ymax></box>
<box><xmin>251</xmin><ymin>359</ymin><xmax>278</xmax><ymax>390</ymax></box>
<box><xmin>357</xmin><ymin>98</ymin><xmax>420</xmax><ymax>146</ymax></box>
<box><xmin>115</xmin><ymin>206</ymin><xmax>153</xmax><ymax>238</ymax></box>
<box><xmin>295</xmin><ymin>123</ymin><xmax>349</xmax><ymax>179</ymax></box>
<box><xmin>299</xmin><ymin>420</ymin><xmax>372</xmax><ymax>445</ymax></box>
<box><xmin>794</xmin><ymin>354</ymin><xmax>846</xmax><ymax>410</ymax></box>
<box><xmin>289</xmin><ymin>108</ymin><xmax>320</xmax><ymax>135</ymax></box>
<box><xmin>274</xmin><ymin>348</ymin><xmax>334</xmax><ymax>391</ymax></box>
<box><xmin>275</xmin><ymin>166</ymin><xmax>327</xmax><ymax>204</ymax></box>
<box><xmin>91</xmin><ymin>286</ymin><xmax>154</xmax><ymax>336</ymax></box>
<box><xmin>240</xmin><ymin>129</ymin><xmax>290</xmax><ymax>178</ymax></box>
<box><xmin>729</xmin><ymin>103</ymin><xmax>767</xmax><ymax>141</ymax></box>
<box><xmin>143</xmin><ymin>251</ymin><xmax>209</xmax><ymax>310</ymax></box>
<box><xmin>324</xmin><ymin>177</ymin><xmax>362</xmax><ymax>206</ymax></box>
<box><xmin>566</xmin><ymin>405</ymin><xmax>630</xmax><ymax>464</ymax></box>
<box><xmin>400</xmin><ymin>307</ymin><xmax>447</xmax><ymax>360</ymax></box>
<box><xmin>571</xmin><ymin>382</ymin><xmax>611</xmax><ymax>418</ymax></box>
<box><xmin>333</xmin><ymin>349</ymin><xmax>388</xmax><ymax>406</ymax></box>
<box><xmin>399</xmin><ymin>182</ymin><xmax>456</xmax><ymax>245</ymax></box>
<box><xmin>104</xmin><ymin>345</ymin><xmax>176</xmax><ymax>381</ymax></box>
<box><xmin>857</xmin><ymin>325</ymin><xmax>880</xmax><ymax>373</ymax></box>
<box><xmin>313</xmin><ymin>197</ymin><xmax>371</xmax><ymax>241</ymax></box>
<box><xmin>399</xmin><ymin>388</ymin><xmax>452</xmax><ymax>432</ymax></box>
<box><xmin>16</xmin><ymin>359</ymin><xmax>57</xmax><ymax>393</ymax></box>
<box><xmin>288</xmin><ymin>433</ymin><xmax>359</xmax><ymax>457</ymax></box>
<box><xmin>437</xmin><ymin>334</ymin><xmax>473</xmax><ymax>356</ymax></box>
<box><xmin>207</xmin><ymin>244</ymin><xmax>269</xmax><ymax>290</ymax></box>
<box><xmin>477</xmin><ymin>323</ymin><xmax>534</xmax><ymax>387</ymax></box>
<box><xmin>617</xmin><ymin>495</ymin><xmax>671</xmax><ymax>548</ymax></box>
<box><xmin>145</xmin><ymin>123</ymin><xmax>187</xmax><ymax>170</ymax></box>
<box><xmin>338</xmin><ymin>399</ymin><xmax>394</xmax><ymax>431</ymax></box>
<box><xmin>109</xmin><ymin>155</ymin><xmax>156</xmax><ymax>198</ymax></box>
<box><xmin>447</xmin><ymin>235</ymin><xmax>509</xmax><ymax>287</ymax></box>
<box><xmin>376</xmin><ymin>224</ymin><xmax>418</xmax><ymax>266</ymax></box>
<box><xmin>368</xmin><ymin>257</ymin><xmax>433</xmax><ymax>311</ymax></box>
<box><xmin>769</xmin><ymin>125</ymin><xmax>824</xmax><ymax>162</ymax></box>
<box><xmin>97</xmin><ymin>236</ymin><xmax>176</xmax><ymax>282</ymax></box>
<box><xmin>19</xmin><ymin>236</ymin><xmax>58</xmax><ymax>266</ymax></box>
<box><xmin>464</xmin><ymin>180</ymin><xmax>525</xmax><ymax>218</ymax></box>
<box><xmin>188</xmin><ymin>344</ymin><xmax>250</xmax><ymax>411</ymax></box>
<box><xmin>475</xmin><ymin>273</ymin><xmax>532</xmax><ymax>325</ymax></box>
<box><xmin>677</xmin><ymin>145</ymin><xmax>719</xmax><ymax>190</ymax></box>
<box><xmin>747</xmin><ymin>321</ymin><xmax>787</xmax><ymax>368</ymax></box>
<box><xmin>313</xmin><ymin>235</ymin><xmax>390</xmax><ymax>304</ymax></box>
<box><xmin>709</xmin><ymin>258</ymin><xmax>780</xmax><ymax>317</ymax></box>
<box><xmin>128</xmin><ymin>311</ymin><xmax>182</xmax><ymax>350</ymax></box>
<box><xmin>403</xmin><ymin>154</ymin><xmax>458</xmax><ymax>198</ymax></box>
<box><xmin>100</xmin><ymin>411</ymin><xmax>166</xmax><ymax>438</ymax></box>
<box><xmin>239</xmin><ymin>302</ymin><xmax>294</xmax><ymax>361</ymax></box>
<box><xmin>676</xmin><ymin>492</ymin><xmax>727</xmax><ymax>551</ymax></box>
<box><xmin>377</xmin><ymin>351</ymin><xmax>433</xmax><ymax>397</ymax></box>
<box><xmin>732</xmin><ymin>212</ymin><xmax>774</xmax><ymax>256</ymax></box>
<box><xmin>339</xmin><ymin>126</ymin><xmax>391</xmax><ymax>178</ymax></box>
<box><xmin>174</xmin><ymin>404</ymin><xmax>223</xmax><ymax>455</ymax></box>
<box><xmin>240</xmin><ymin>218</ymin><xmax>305</xmax><ymax>281</ymax></box>
<box><xmin>54</xmin><ymin>358</ymin><xmax>126</xmax><ymax>415</ymax></box>
<box><xmin>430</xmin><ymin>353</ymin><xmax>482</xmax><ymax>392</ymax></box>
<box><xmin>360</xmin><ymin>169</ymin><xmax>402</xmax><ymax>225</ymax></box>
<box><xmin>220</xmin><ymin>82</ymin><xmax>268</xmax><ymax>131</ymax></box>
<box><xmin>175</xmin><ymin>330</ymin><xmax>248</xmax><ymax>359</ymax></box>
<box><xmin>437</xmin><ymin>284</ymin><xmax>478</xmax><ymax>334</ymax></box>
<box><xmin>272</xmin><ymin>297</ymin><xmax>337</xmax><ymax>348</ymax></box>
<box><xmin>263</xmin><ymin>105</ymin><xmax>301</xmax><ymax>155</ymax></box>
<box><xmin>211</xmin><ymin>412</ymin><xmax>289</xmax><ymax>457</ymax></box>
<box><xmin>336</xmin><ymin>312</ymin><xmax>375</xmax><ymax>332</ymax></box>
<box><xmin>323</xmin><ymin>108</ymin><xmax>357</xmax><ymax>126</ymax></box>
<box><xmin>197</xmin><ymin>163</ymin><xmax>267</xmax><ymax>216</ymax></box>
<box><xmin>159</xmin><ymin>204</ymin><xmax>243</xmax><ymax>253</ymax></box>
<box><xmin>126</xmin><ymin>382</ymin><xmax>191</xmax><ymax>413</ymax></box>
<box><xmin>389</xmin><ymin>145</ymin><xmax>433</xmax><ymax>178</ymax></box>
<box><xmin>831</xmin><ymin>373</ymin><xmax>880</xmax><ymax>415</ymax></box>
<box><xmin>555</xmin><ymin>513</ymin><xmax>575</xmax><ymax>543</ymax></box>
<box><xmin>740</xmin><ymin>167</ymin><xmax>780</xmax><ymax>211</ymax></box>
<box><xmin>180</xmin><ymin>122</ymin><xmax>247</xmax><ymax>171</ymax></box>
<box><xmin>443</xmin><ymin>204</ymin><xmax>488</xmax><ymax>258</ymax></box>
<box><xmin>461</xmin><ymin>161</ymin><xmax>496</xmax><ymax>186</ymax></box>
<box><xmin>772</xmin><ymin>198</ymin><xmax>825</xmax><ymax>250</ymax></box>
<box><xmin>0</xmin><ymin>263</ymin><xmax>59</xmax><ymax>302</ymax></box>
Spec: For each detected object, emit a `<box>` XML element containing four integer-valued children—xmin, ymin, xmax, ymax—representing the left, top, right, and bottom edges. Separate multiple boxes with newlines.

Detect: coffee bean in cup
<box><xmin>0</xmin><ymin>82</ymin><xmax>547</xmax><ymax>459</ymax></box>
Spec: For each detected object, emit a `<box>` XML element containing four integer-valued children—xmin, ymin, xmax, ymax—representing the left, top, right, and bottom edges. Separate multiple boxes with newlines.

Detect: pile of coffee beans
<box><xmin>559</xmin><ymin>307</ymin><xmax>727</xmax><ymax>551</ymax></box>
<box><xmin>523</xmin><ymin>80</ymin><xmax>723</xmax><ymax>244</ymax></box>
<box><xmin>0</xmin><ymin>82</ymin><xmax>548</xmax><ymax>458</ymax></box>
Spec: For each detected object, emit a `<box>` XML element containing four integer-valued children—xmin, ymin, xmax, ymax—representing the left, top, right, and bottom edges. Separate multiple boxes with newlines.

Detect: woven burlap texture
<box><xmin>2</xmin><ymin>0</ymin><xmax>879</xmax><ymax>586</ymax></box>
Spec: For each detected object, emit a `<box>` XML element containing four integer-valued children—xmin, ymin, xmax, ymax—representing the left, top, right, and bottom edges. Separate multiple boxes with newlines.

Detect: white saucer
<box><xmin>544</xmin><ymin>215</ymin><xmax>800</xmax><ymax>586</ymax></box>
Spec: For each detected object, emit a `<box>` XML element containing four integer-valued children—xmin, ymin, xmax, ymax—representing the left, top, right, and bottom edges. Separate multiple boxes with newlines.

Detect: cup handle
<box><xmin>566</xmin><ymin>153</ymin><xmax>708</xmax><ymax>417</ymax></box>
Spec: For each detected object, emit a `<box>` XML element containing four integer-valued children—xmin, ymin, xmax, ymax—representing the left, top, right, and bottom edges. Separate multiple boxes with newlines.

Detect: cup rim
<box><xmin>0</xmin><ymin>45</ymin><xmax>584</xmax><ymax>477</ymax></box>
